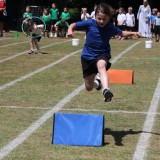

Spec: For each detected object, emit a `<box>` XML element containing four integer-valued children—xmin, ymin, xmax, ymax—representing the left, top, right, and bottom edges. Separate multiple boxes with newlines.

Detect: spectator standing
<box><xmin>23</xmin><ymin>6</ymin><xmax>32</xmax><ymax>36</ymax></box>
<box><xmin>81</xmin><ymin>8</ymin><xmax>90</xmax><ymax>21</ymax></box>
<box><xmin>0</xmin><ymin>0</ymin><xmax>6</xmax><ymax>37</ymax></box>
<box><xmin>91</xmin><ymin>5</ymin><xmax>97</xmax><ymax>19</ymax></box>
<box><xmin>61</xmin><ymin>7</ymin><xmax>70</xmax><ymax>23</ymax></box>
<box><xmin>126</xmin><ymin>7</ymin><xmax>135</xmax><ymax>39</ymax></box>
<box><xmin>50</xmin><ymin>3</ymin><xmax>59</xmax><ymax>37</ymax></box>
<box><xmin>154</xmin><ymin>12</ymin><xmax>160</xmax><ymax>42</ymax></box>
<box><xmin>137</xmin><ymin>0</ymin><xmax>151</xmax><ymax>38</ymax></box>
<box><xmin>150</xmin><ymin>8</ymin><xmax>158</xmax><ymax>38</ymax></box>
<box><xmin>117</xmin><ymin>7</ymin><xmax>126</xmax><ymax>40</ymax></box>
<box><xmin>41</xmin><ymin>8</ymin><xmax>51</xmax><ymax>38</ymax></box>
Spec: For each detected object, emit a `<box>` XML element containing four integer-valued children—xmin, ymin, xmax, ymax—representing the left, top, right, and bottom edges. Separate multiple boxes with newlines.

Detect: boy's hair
<box><xmin>95</xmin><ymin>3</ymin><xmax>113</xmax><ymax>17</ymax></box>
<box><xmin>128</xmin><ymin>7</ymin><xmax>133</xmax><ymax>11</ymax></box>
<box><xmin>152</xmin><ymin>8</ymin><xmax>158</xmax><ymax>13</ymax></box>
<box><xmin>26</xmin><ymin>5</ymin><xmax>30</xmax><ymax>9</ymax></box>
<box><xmin>44</xmin><ymin>7</ymin><xmax>49</xmax><ymax>13</ymax></box>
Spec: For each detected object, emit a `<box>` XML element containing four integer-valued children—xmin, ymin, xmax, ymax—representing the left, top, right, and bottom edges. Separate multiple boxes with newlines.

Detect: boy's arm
<box><xmin>67</xmin><ymin>23</ymin><xmax>76</xmax><ymax>37</ymax></box>
<box><xmin>121</xmin><ymin>31</ymin><xmax>141</xmax><ymax>38</ymax></box>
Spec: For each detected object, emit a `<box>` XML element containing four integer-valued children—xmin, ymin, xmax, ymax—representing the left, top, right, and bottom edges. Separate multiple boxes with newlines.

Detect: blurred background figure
<box><xmin>137</xmin><ymin>0</ymin><xmax>151</xmax><ymax>38</ymax></box>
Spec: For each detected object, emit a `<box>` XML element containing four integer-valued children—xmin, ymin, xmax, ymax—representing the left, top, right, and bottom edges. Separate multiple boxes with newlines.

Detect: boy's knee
<box><xmin>85</xmin><ymin>84</ymin><xmax>94</xmax><ymax>91</ymax></box>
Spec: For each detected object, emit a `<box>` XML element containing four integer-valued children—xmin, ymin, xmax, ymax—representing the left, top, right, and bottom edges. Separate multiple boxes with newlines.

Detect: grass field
<box><xmin>0</xmin><ymin>32</ymin><xmax>160</xmax><ymax>160</ymax></box>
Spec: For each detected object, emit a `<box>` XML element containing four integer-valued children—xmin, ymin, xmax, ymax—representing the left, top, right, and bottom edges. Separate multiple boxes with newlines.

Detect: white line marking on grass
<box><xmin>0</xmin><ymin>49</ymin><xmax>81</xmax><ymax>91</ymax></box>
<box><xmin>1</xmin><ymin>106</ymin><xmax>160</xmax><ymax>115</ymax></box>
<box><xmin>0</xmin><ymin>42</ymin><xmax>140</xmax><ymax>159</ymax></box>
<box><xmin>0</xmin><ymin>40</ymin><xmax>71</xmax><ymax>64</ymax></box>
<box><xmin>132</xmin><ymin>78</ymin><xmax>160</xmax><ymax>160</ymax></box>
<box><xmin>0</xmin><ymin>84</ymin><xmax>85</xmax><ymax>160</ymax></box>
<box><xmin>0</xmin><ymin>41</ymin><xmax>29</xmax><ymax>48</ymax></box>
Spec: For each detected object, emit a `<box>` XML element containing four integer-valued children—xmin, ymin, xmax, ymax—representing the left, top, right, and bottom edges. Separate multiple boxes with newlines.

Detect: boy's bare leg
<box><xmin>34</xmin><ymin>39</ymin><xmax>41</xmax><ymax>54</ymax></box>
<box><xmin>84</xmin><ymin>74</ymin><xmax>96</xmax><ymax>91</ymax></box>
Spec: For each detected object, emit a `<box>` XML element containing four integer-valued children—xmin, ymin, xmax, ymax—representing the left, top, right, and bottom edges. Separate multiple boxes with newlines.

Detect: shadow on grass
<box><xmin>104</xmin><ymin>128</ymin><xmax>160</xmax><ymax>146</ymax></box>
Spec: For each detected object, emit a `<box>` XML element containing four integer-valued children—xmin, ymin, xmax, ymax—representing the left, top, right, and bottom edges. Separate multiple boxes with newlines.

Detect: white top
<box><xmin>32</xmin><ymin>24</ymin><xmax>43</xmax><ymax>35</ymax></box>
<box><xmin>126</xmin><ymin>13</ymin><xmax>135</xmax><ymax>27</ymax></box>
<box><xmin>81</xmin><ymin>13</ymin><xmax>90</xmax><ymax>20</ymax></box>
<box><xmin>117</xmin><ymin>13</ymin><xmax>126</xmax><ymax>25</ymax></box>
<box><xmin>91</xmin><ymin>11</ymin><xmax>95</xmax><ymax>19</ymax></box>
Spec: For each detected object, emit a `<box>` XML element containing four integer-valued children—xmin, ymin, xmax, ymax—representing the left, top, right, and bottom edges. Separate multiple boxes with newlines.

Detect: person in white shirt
<box><xmin>117</xmin><ymin>7</ymin><xmax>126</xmax><ymax>40</ymax></box>
<box><xmin>81</xmin><ymin>8</ymin><xmax>90</xmax><ymax>20</ymax></box>
<box><xmin>126</xmin><ymin>7</ymin><xmax>135</xmax><ymax>39</ymax></box>
<box><xmin>90</xmin><ymin>5</ymin><xmax>97</xmax><ymax>19</ymax></box>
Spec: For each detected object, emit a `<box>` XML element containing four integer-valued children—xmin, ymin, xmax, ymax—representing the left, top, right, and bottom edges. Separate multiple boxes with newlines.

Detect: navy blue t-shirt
<box><xmin>76</xmin><ymin>19</ymin><xmax>122</xmax><ymax>60</ymax></box>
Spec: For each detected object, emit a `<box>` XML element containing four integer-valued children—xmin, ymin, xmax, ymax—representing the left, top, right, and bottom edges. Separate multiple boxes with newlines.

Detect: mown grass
<box><xmin>0</xmin><ymin>32</ymin><xmax>160</xmax><ymax>160</ymax></box>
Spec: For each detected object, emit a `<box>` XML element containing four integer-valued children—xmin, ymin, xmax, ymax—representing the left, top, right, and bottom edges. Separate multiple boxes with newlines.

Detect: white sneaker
<box><xmin>49</xmin><ymin>32</ymin><xmax>53</xmax><ymax>38</ymax></box>
<box><xmin>54</xmin><ymin>33</ymin><xmax>57</xmax><ymax>38</ymax></box>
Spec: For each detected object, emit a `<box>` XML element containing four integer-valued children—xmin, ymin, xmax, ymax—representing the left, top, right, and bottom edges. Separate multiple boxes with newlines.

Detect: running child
<box><xmin>28</xmin><ymin>20</ymin><xmax>43</xmax><ymax>54</ymax></box>
<box><xmin>50</xmin><ymin>3</ymin><xmax>59</xmax><ymax>37</ymax></box>
<box><xmin>67</xmin><ymin>3</ymin><xmax>140</xmax><ymax>102</ymax></box>
<box><xmin>41</xmin><ymin>8</ymin><xmax>51</xmax><ymax>38</ymax></box>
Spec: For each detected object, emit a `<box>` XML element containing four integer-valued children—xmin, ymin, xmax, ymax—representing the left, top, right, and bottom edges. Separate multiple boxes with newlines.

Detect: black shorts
<box><xmin>81</xmin><ymin>55</ymin><xmax>111</xmax><ymax>78</ymax></box>
<box><xmin>0</xmin><ymin>12</ymin><xmax>4</xmax><ymax>22</ymax></box>
<box><xmin>32</xmin><ymin>33</ymin><xmax>41</xmax><ymax>42</ymax></box>
<box><xmin>126</xmin><ymin>26</ymin><xmax>134</xmax><ymax>32</ymax></box>
<box><xmin>154</xmin><ymin>26</ymin><xmax>160</xmax><ymax>35</ymax></box>
<box><xmin>118</xmin><ymin>25</ymin><xmax>126</xmax><ymax>31</ymax></box>
<box><xmin>45</xmin><ymin>22</ymin><xmax>51</xmax><ymax>31</ymax></box>
<box><xmin>51</xmin><ymin>19</ymin><xmax>58</xmax><ymax>26</ymax></box>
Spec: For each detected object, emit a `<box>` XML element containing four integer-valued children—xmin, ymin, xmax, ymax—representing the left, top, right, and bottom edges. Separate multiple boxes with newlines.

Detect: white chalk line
<box><xmin>122</xmin><ymin>57</ymin><xmax>160</xmax><ymax>60</ymax></box>
<box><xmin>0</xmin><ymin>106</ymin><xmax>160</xmax><ymax>115</ymax></box>
<box><xmin>0</xmin><ymin>42</ymin><xmax>140</xmax><ymax>160</ymax></box>
<box><xmin>132</xmin><ymin>78</ymin><xmax>160</xmax><ymax>160</ymax></box>
<box><xmin>0</xmin><ymin>40</ymin><xmax>71</xmax><ymax>64</ymax></box>
<box><xmin>0</xmin><ymin>49</ymin><xmax>81</xmax><ymax>91</ymax></box>
<box><xmin>0</xmin><ymin>41</ymin><xmax>29</xmax><ymax>48</ymax></box>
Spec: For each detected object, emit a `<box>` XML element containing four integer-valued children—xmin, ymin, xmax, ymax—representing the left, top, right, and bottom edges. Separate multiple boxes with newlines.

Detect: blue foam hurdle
<box><xmin>52</xmin><ymin>113</ymin><xmax>104</xmax><ymax>146</ymax></box>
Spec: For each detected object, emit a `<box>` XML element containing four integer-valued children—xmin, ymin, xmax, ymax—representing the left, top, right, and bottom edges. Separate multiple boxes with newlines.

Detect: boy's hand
<box><xmin>67</xmin><ymin>31</ymin><xmax>74</xmax><ymax>38</ymax></box>
<box><xmin>135</xmin><ymin>32</ymin><xmax>141</xmax><ymax>38</ymax></box>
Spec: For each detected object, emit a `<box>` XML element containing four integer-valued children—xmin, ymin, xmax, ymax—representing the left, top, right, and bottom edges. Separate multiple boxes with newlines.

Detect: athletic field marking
<box><xmin>122</xmin><ymin>57</ymin><xmax>160</xmax><ymax>60</ymax></box>
<box><xmin>1</xmin><ymin>106</ymin><xmax>160</xmax><ymax>115</ymax></box>
<box><xmin>0</xmin><ymin>49</ymin><xmax>81</xmax><ymax>91</ymax></box>
<box><xmin>132</xmin><ymin>78</ymin><xmax>160</xmax><ymax>160</ymax></box>
<box><xmin>0</xmin><ymin>40</ymin><xmax>71</xmax><ymax>64</ymax></box>
<box><xmin>0</xmin><ymin>41</ymin><xmax>29</xmax><ymax>48</ymax></box>
<box><xmin>0</xmin><ymin>42</ymin><xmax>140</xmax><ymax>160</ymax></box>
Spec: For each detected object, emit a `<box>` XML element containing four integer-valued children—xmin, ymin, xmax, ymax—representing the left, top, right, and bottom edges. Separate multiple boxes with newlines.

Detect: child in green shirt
<box><xmin>41</xmin><ymin>8</ymin><xmax>51</xmax><ymax>38</ymax></box>
<box><xmin>61</xmin><ymin>7</ymin><xmax>70</xmax><ymax>23</ymax></box>
<box><xmin>23</xmin><ymin>6</ymin><xmax>32</xmax><ymax>36</ymax></box>
<box><xmin>54</xmin><ymin>19</ymin><xmax>69</xmax><ymax>38</ymax></box>
<box><xmin>50</xmin><ymin>3</ymin><xmax>59</xmax><ymax>37</ymax></box>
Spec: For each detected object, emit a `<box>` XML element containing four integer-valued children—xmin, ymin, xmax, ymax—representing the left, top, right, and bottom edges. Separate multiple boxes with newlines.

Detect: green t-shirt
<box><xmin>56</xmin><ymin>21</ymin><xmax>69</xmax><ymax>28</ymax></box>
<box><xmin>42</xmin><ymin>14</ymin><xmax>51</xmax><ymax>23</ymax></box>
<box><xmin>23</xmin><ymin>12</ymin><xmax>32</xmax><ymax>20</ymax></box>
<box><xmin>61</xmin><ymin>12</ymin><xmax>70</xmax><ymax>20</ymax></box>
<box><xmin>50</xmin><ymin>8</ymin><xmax>59</xmax><ymax>20</ymax></box>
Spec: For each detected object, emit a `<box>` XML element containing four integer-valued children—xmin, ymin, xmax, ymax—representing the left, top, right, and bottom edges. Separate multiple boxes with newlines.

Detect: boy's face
<box><xmin>52</xmin><ymin>4</ymin><xmax>56</xmax><ymax>8</ymax></box>
<box><xmin>26</xmin><ymin>7</ymin><xmax>30</xmax><ymax>12</ymax></box>
<box><xmin>96</xmin><ymin>12</ymin><xmax>110</xmax><ymax>28</ymax></box>
<box><xmin>128</xmin><ymin>9</ymin><xmax>132</xmax><ymax>13</ymax></box>
<box><xmin>64</xmin><ymin>8</ymin><xmax>67</xmax><ymax>12</ymax></box>
<box><xmin>157</xmin><ymin>13</ymin><xmax>160</xmax><ymax>18</ymax></box>
<box><xmin>119</xmin><ymin>9</ymin><xmax>122</xmax><ymax>14</ymax></box>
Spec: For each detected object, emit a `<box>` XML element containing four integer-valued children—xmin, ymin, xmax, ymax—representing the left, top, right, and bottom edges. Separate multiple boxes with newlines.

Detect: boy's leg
<box><xmin>34</xmin><ymin>39</ymin><xmax>41</xmax><ymax>53</ymax></box>
<box><xmin>0</xmin><ymin>21</ymin><xmax>3</xmax><ymax>36</ymax></box>
<box><xmin>29</xmin><ymin>39</ymin><xmax>34</xmax><ymax>54</ymax></box>
<box><xmin>84</xmin><ymin>74</ymin><xmax>96</xmax><ymax>91</ymax></box>
<box><xmin>97</xmin><ymin>59</ymin><xmax>113</xmax><ymax>102</ymax></box>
